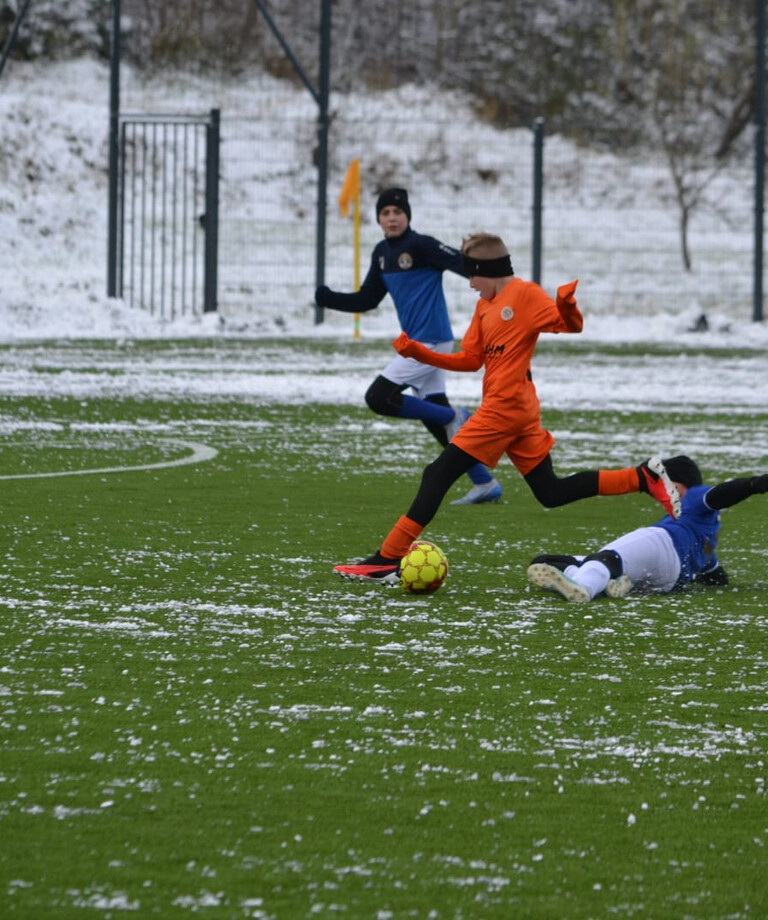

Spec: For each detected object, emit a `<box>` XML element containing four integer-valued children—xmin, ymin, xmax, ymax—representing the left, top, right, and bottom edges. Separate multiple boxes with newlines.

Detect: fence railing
<box><xmin>113</xmin><ymin>73</ymin><xmax>760</xmax><ymax>332</ymax></box>
<box><xmin>114</xmin><ymin>109</ymin><xmax>219</xmax><ymax>320</ymax></box>
<box><xmin>213</xmin><ymin>102</ymin><xmax>757</xmax><ymax>331</ymax></box>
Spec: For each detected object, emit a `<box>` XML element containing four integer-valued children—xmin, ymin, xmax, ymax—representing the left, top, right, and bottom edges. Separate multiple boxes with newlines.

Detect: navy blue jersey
<box><xmin>322</xmin><ymin>227</ymin><xmax>466</xmax><ymax>342</ymax></box>
<box><xmin>653</xmin><ymin>484</ymin><xmax>721</xmax><ymax>585</ymax></box>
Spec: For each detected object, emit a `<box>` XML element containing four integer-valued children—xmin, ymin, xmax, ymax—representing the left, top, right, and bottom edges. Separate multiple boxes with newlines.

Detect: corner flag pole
<box><xmin>339</xmin><ymin>159</ymin><xmax>362</xmax><ymax>339</ymax></box>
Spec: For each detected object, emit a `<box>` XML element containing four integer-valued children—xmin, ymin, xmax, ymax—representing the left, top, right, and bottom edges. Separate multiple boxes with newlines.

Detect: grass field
<box><xmin>1</xmin><ymin>338</ymin><xmax>767</xmax><ymax>918</ymax></box>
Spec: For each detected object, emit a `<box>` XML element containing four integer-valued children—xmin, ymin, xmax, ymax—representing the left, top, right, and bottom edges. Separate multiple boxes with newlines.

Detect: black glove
<box><xmin>751</xmin><ymin>474</ymin><xmax>768</xmax><ymax>493</ymax></box>
<box><xmin>315</xmin><ymin>285</ymin><xmax>332</xmax><ymax>307</ymax></box>
<box><xmin>694</xmin><ymin>564</ymin><xmax>729</xmax><ymax>587</ymax></box>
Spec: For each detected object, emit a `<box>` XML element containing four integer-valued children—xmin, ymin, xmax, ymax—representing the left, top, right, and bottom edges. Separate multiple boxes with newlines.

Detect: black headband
<box><xmin>461</xmin><ymin>253</ymin><xmax>514</xmax><ymax>278</ymax></box>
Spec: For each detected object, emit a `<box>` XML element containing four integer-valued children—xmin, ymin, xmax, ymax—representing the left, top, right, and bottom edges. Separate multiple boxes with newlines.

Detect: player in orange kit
<box><xmin>333</xmin><ymin>232</ymin><xmax>680</xmax><ymax>583</ymax></box>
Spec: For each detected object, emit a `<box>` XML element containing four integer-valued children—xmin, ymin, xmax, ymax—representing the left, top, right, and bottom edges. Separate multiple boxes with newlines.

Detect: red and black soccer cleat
<box><xmin>333</xmin><ymin>552</ymin><xmax>401</xmax><ymax>584</ymax></box>
<box><xmin>637</xmin><ymin>456</ymin><xmax>682</xmax><ymax>519</ymax></box>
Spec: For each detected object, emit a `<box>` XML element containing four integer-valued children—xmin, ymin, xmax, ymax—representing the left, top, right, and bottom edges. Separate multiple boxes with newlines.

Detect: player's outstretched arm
<box><xmin>706</xmin><ymin>474</ymin><xmax>768</xmax><ymax>510</ymax></box>
<box><xmin>315</xmin><ymin>257</ymin><xmax>388</xmax><ymax>314</ymax></box>
<box><xmin>392</xmin><ymin>332</ymin><xmax>483</xmax><ymax>372</ymax></box>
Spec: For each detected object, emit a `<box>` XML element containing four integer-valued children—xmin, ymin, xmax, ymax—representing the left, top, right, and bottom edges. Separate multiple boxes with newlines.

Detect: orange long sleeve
<box><xmin>556</xmin><ymin>280</ymin><xmax>583</xmax><ymax>332</ymax></box>
<box><xmin>392</xmin><ymin>332</ymin><xmax>483</xmax><ymax>371</ymax></box>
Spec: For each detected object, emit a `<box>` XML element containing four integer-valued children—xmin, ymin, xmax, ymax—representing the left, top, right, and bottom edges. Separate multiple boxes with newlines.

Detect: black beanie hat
<box><xmin>663</xmin><ymin>455</ymin><xmax>702</xmax><ymax>487</ymax></box>
<box><xmin>376</xmin><ymin>187</ymin><xmax>411</xmax><ymax>221</ymax></box>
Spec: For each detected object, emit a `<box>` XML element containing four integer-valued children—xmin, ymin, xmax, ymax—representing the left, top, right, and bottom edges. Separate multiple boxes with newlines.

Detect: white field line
<box><xmin>0</xmin><ymin>439</ymin><xmax>218</xmax><ymax>480</ymax></box>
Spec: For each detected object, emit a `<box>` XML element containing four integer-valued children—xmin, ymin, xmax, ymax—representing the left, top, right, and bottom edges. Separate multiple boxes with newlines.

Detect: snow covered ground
<box><xmin>1</xmin><ymin>57</ymin><xmax>767</xmax><ymax>355</ymax></box>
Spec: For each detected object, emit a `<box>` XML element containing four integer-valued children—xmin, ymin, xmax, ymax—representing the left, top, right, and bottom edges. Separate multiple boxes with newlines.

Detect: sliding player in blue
<box><xmin>527</xmin><ymin>455</ymin><xmax>768</xmax><ymax>601</ymax></box>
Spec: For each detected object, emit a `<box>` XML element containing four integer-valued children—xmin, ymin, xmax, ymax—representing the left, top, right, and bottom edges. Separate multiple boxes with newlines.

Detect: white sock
<box><xmin>564</xmin><ymin>561</ymin><xmax>610</xmax><ymax>600</ymax></box>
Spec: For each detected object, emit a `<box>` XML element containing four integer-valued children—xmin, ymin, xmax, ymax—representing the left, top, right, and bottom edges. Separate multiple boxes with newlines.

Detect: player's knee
<box><xmin>583</xmin><ymin>549</ymin><xmax>622</xmax><ymax>579</ymax></box>
<box><xmin>529</xmin><ymin>485</ymin><xmax>568</xmax><ymax>508</ymax></box>
<box><xmin>422</xmin><ymin>456</ymin><xmax>441</xmax><ymax>481</ymax></box>
<box><xmin>524</xmin><ymin>465</ymin><xmax>567</xmax><ymax>508</ymax></box>
<box><xmin>422</xmin><ymin>453</ymin><xmax>458</xmax><ymax>488</ymax></box>
<box><xmin>365</xmin><ymin>377</ymin><xmax>401</xmax><ymax>417</ymax></box>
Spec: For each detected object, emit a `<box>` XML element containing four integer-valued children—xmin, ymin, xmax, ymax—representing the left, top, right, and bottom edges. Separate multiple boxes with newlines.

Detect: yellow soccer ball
<box><xmin>399</xmin><ymin>540</ymin><xmax>449</xmax><ymax>593</ymax></box>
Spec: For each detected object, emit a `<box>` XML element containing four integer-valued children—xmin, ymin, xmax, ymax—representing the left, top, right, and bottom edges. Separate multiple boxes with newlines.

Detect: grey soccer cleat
<box><xmin>450</xmin><ymin>477</ymin><xmax>503</xmax><ymax>505</ymax></box>
<box><xmin>604</xmin><ymin>575</ymin><xmax>633</xmax><ymax>598</ymax></box>
<box><xmin>445</xmin><ymin>406</ymin><xmax>470</xmax><ymax>442</ymax></box>
<box><xmin>527</xmin><ymin>562</ymin><xmax>591</xmax><ymax>603</ymax></box>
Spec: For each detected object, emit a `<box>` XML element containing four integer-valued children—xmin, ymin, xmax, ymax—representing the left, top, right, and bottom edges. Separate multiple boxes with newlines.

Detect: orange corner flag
<box><xmin>339</xmin><ymin>158</ymin><xmax>360</xmax><ymax>217</ymax></box>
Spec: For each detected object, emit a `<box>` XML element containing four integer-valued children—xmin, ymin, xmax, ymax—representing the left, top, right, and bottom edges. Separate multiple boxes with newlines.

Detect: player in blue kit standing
<box><xmin>314</xmin><ymin>187</ymin><xmax>502</xmax><ymax>506</ymax></box>
<box><xmin>526</xmin><ymin>455</ymin><xmax>768</xmax><ymax>602</ymax></box>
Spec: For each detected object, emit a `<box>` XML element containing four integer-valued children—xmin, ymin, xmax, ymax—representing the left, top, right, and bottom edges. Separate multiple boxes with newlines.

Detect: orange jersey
<box><xmin>393</xmin><ymin>278</ymin><xmax>582</xmax><ymax>472</ymax></box>
<box><xmin>456</xmin><ymin>277</ymin><xmax>581</xmax><ymax>425</ymax></box>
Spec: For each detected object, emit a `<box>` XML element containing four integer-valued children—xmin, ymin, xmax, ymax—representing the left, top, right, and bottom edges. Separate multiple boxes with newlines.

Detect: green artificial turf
<box><xmin>0</xmin><ymin>341</ymin><xmax>766</xmax><ymax>918</ymax></box>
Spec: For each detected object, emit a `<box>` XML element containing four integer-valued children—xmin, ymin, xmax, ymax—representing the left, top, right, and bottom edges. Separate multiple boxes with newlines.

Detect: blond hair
<box><xmin>461</xmin><ymin>232</ymin><xmax>509</xmax><ymax>260</ymax></box>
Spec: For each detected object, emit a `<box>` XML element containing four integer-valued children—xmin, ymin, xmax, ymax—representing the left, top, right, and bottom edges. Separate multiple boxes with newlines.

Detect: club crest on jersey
<box><xmin>500</xmin><ymin>306</ymin><xmax>514</xmax><ymax>321</ymax></box>
<box><xmin>398</xmin><ymin>252</ymin><xmax>414</xmax><ymax>270</ymax></box>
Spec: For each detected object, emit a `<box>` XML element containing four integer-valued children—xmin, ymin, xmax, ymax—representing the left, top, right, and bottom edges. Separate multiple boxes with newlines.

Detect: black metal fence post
<box><xmin>531</xmin><ymin>118</ymin><xmax>545</xmax><ymax>285</ymax></box>
<box><xmin>754</xmin><ymin>0</ymin><xmax>766</xmax><ymax>322</ymax></box>
<box><xmin>314</xmin><ymin>0</ymin><xmax>332</xmax><ymax>324</ymax></box>
<box><xmin>107</xmin><ymin>0</ymin><xmax>121</xmax><ymax>297</ymax></box>
<box><xmin>204</xmin><ymin>108</ymin><xmax>220</xmax><ymax>314</ymax></box>
<box><xmin>250</xmin><ymin>0</ymin><xmax>331</xmax><ymax>324</ymax></box>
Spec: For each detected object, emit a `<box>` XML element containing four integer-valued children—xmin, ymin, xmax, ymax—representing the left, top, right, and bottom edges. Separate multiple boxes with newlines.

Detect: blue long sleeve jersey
<box><xmin>653</xmin><ymin>485</ymin><xmax>721</xmax><ymax>586</ymax></box>
<box><xmin>652</xmin><ymin>475</ymin><xmax>765</xmax><ymax>587</ymax></box>
<box><xmin>322</xmin><ymin>226</ymin><xmax>466</xmax><ymax>342</ymax></box>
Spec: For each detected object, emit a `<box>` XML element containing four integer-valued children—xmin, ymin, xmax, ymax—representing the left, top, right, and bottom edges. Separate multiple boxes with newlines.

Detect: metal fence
<box><xmin>115</xmin><ymin>70</ymin><xmax>758</xmax><ymax>332</ymax></box>
<box><xmin>211</xmin><ymin>90</ymin><xmax>756</xmax><ymax>331</ymax></box>
<box><xmin>116</xmin><ymin>110</ymin><xmax>220</xmax><ymax>319</ymax></box>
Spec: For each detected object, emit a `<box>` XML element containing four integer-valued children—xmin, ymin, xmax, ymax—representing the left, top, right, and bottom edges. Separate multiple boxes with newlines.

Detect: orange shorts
<box><xmin>452</xmin><ymin>413</ymin><xmax>555</xmax><ymax>475</ymax></box>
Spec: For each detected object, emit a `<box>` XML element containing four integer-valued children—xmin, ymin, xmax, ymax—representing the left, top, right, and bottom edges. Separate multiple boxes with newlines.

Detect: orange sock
<box><xmin>597</xmin><ymin>467</ymin><xmax>641</xmax><ymax>496</ymax></box>
<box><xmin>381</xmin><ymin>515</ymin><xmax>423</xmax><ymax>560</ymax></box>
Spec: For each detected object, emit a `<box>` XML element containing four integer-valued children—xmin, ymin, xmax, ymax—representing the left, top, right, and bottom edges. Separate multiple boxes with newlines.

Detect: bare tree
<box><xmin>586</xmin><ymin>0</ymin><xmax>754</xmax><ymax>268</ymax></box>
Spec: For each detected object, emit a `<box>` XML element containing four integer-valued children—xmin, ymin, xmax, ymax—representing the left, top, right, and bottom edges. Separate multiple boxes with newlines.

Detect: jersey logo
<box><xmin>398</xmin><ymin>252</ymin><xmax>414</xmax><ymax>270</ymax></box>
<box><xmin>500</xmin><ymin>306</ymin><xmax>514</xmax><ymax>321</ymax></box>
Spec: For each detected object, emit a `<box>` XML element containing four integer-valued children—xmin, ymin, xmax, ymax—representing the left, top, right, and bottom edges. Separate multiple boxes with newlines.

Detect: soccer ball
<box><xmin>399</xmin><ymin>540</ymin><xmax>449</xmax><ymax>593</ymax></box>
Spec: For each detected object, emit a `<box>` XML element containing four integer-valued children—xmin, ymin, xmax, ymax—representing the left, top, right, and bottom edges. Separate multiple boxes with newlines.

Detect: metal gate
<box><xmin>116</xmin><ymin>109</ymin><xmax>219</xmax><ymax>319</ymax></box>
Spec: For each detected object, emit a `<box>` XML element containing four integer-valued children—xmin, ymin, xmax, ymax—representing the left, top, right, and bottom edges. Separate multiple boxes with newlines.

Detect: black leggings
<box><xmin>365</xmin><ymin>375</ymin><xmax>449</xmax><ymax>446</ymax></box>
<box><xmin>523</xmin><ymin>454</ymin><xmax>600</xmax><ymax>508</ymax></box>
<box><xmin>405</xmin><ymin>448</ymin><xmax>601</xmax><ymax>527</ymax></box>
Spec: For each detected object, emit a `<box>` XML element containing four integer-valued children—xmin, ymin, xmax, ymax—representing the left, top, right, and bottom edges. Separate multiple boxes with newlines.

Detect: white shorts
<box><xmin>603</xmin><ymin>526</ymin><xmax>681</xmax><ymax>593</ymax></box>
<box><xmin>381</xmin><ymin>340</ymin><xmax>454</xmax><ymax>399</ymax></box>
